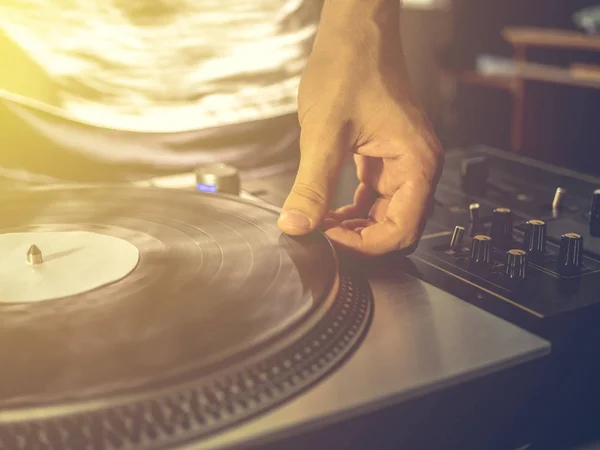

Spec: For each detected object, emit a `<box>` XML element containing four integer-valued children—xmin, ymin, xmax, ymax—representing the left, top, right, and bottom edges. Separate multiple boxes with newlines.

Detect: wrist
<box><xmin>321</xmin><ymin>0</ymin><xmax>399</xmax><ymax>29</ymax></box>
<box><xmin>314</xmin><ymin>0</ymin><xmax>401</xmax><ymax>63</ymax></box>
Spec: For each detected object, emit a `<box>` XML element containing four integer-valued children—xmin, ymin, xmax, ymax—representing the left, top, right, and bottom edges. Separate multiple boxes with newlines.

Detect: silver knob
<box><xmin>450</xmin><ymin>226</ymin><xmax>465</xmax><ymax>251</ymax></box>
<box><xmin>195</xmin><ymin>163</ymin><xmax>240</xmax><ymax>195</ymax></box>
<box><xmin>552</xmin><ymin>187</ymin><xmax>567</xmax><ymax>212</ymax></box>
<box><xmin>505</xmin><ymin>249</ymin><xmax>528</xmax><ymax>281</ymax></box>
<box><xmin>470</xmin><ymin>234</ymin><xmax>493</xmax><ymax>270</ymax></box>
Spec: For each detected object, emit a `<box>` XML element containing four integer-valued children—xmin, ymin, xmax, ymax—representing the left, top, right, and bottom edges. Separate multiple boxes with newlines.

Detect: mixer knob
<box><xmin>470</xmin><ymin>235</ymin><xmax>493</xmax><ymax>270</ymax></box>
<box><xmin>469</xmin><ymin>202</ymin><xmax>480</xmax><ymax>222</ymax></box>
<box><xmin>195</xmin><ymin>163</ymin><xmax>240</xmax><ymax>195</ymax></box>
<box><xmin>460</xmin><ymin>156</ymin><xmax>490</xmax><ymax>195</ymax></box>
<box><xmin>523</xmin><ymin>219</ymin><xmax>547</xmax><ymax>261</ymax></box>
<box><xmin>589</xmin><ymin>189</ymin><xmax>600</xmax><ymax>237</ymax></box>
<box><xmin>468</xmin><ymin>203</ymin><xmax>482</xmax><ymax>235</ymax></box>
<box><xmin>490</xmin><ymin>208</ymin><xmax>513</xmax><ymax>250</ymax></box>
<box><xmin>552</xmin><ymin>187</ymin><xmax>567</xmax><ymax>212</ymax></box>
<box><xmin>449</xmin><ymin>226</ymin><xmax>465</xmax><ymax>251</ymax></box>
<box><xmin>557</xmin><ymin>233</ymin><xmax>584</xmax><ymax>276</ymax></box>
<box><xmin>505</xmin><ymin>249</ymin><xmax>528</xmax><ymax>281</ymax></box>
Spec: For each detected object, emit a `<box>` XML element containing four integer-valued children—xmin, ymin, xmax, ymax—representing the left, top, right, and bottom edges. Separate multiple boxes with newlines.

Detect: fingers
<box><xmin>278</xmin><ymin>120</ymin><xmax>349</xmax><ymax>235</ymax></box>
<box><xmin>325</xmin><ymin>175</ymin><xmax>434</xmax><ymax>255</ymax></box>
<box><xmin>341</xmin><ymin>218</ymin><xmax>375</xmax><ymax>230</ymax></box>
<box><xmin>329</xmin><ymin>182</ymin><xmax>377</xmax><ymax>221</ymax></box>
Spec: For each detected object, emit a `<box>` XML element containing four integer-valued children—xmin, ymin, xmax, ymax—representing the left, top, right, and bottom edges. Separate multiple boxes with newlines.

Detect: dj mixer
<box><xmin>409</xmin><ymin>146</ymin><xmax>600</xmax><ymax>450</ymax></box>
<box><xmin>415</xmin><ymin>146</ymin><xmax>600</xmax><ymax>334</ymax></box>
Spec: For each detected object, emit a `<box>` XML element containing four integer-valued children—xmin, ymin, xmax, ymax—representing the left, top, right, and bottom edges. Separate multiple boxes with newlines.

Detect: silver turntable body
<box><xmin>199</xmin><ymin>271</ymin><xmax>548</xmax><ymax>449</ymax></box>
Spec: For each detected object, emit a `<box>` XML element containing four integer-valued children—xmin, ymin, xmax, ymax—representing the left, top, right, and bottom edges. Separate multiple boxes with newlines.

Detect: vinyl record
<box><xmin>0</xmin><ymin>186</ymin><xmax>372</xmax><ymax>449</ymax></box>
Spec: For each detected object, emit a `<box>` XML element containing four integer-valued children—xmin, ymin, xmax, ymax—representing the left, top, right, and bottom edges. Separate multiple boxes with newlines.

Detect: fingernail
<box><xmin>279</xmin><ymin>210</ymin><xmax>312</xmax><ymax>230</ymax></box>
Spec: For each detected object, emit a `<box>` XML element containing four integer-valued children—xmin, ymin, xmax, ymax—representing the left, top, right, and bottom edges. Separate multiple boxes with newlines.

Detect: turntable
<box><xmin>0</xmin><ymin>185</ymin><xmax>549</xmax><ymax>450</ymax></box>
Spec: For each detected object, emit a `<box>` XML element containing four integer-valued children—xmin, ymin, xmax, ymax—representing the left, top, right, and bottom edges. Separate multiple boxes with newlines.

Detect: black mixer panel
<box><xmin>412</xmin><ymin>145</ymin><xmax>600</xmax><ymax>335</ymax></box>
<box><xmin>416</xmin><ymin>232</ymin><xmax>600</xmax><ymax>318</ymax></box>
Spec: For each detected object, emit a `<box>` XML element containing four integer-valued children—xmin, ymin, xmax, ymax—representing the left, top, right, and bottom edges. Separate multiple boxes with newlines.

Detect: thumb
<box><xmin>278</xmin><ymin>126</ymin><xmax>347</xmax><ymax>235</ymax></box>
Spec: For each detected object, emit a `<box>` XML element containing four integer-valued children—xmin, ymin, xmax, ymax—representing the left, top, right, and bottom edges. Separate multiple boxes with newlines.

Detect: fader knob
<box><xmin>505</xmin><ymin>249</ymin><xmax>528</xmax><ymax>281</ymax></box>
<box><xmin>557</xmin><ymin>233</ymin><xmax>584</xmax><ymax>276</ymax></box>
<box><xmin>469</xmin><ymin>202</ymin><xmax>480</xmax><ymax>221</ymax></box>
<box><xmin>552</xmin><ymin>187</ymin><xmax>567</xmax><ymax>211</ymax></box>
<box><xmin>470</xmin><ymin>235</ymin><xmax>493</xmax><ymax>270</ymax></box>
<box><xmin>450</xmin><ymin>226</ymin><xmax>465</xmax><ymax>251</ymax></box>
<box><xmin>195</xmin><ymin>163</ymin><xmax>240</xmax><ymax>195</ymax></box>
<box><xmin>589</xmin><ymin>189</ymin><xmax>600</xmax><ymax>237</ymax></box>
<box><xmin>468</xmin><ymin>203</ymin><xmax>482</xmax><ymax>235</ymax></box>
<box><xmin>490</xmin><ymin>208</ymin><xmax>513</xmax><ymax>250</ymax></box>
<box><xmin>523</xmin><ymin>219</ymin><xmax>547</xmax><ymax>261</ymax></box>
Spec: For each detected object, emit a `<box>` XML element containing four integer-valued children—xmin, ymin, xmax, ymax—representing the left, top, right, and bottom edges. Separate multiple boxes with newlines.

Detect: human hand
<box><xmin>277</xmin><ymin>0</ymin><xmax>444</xmax><ymax>256</ymax></box>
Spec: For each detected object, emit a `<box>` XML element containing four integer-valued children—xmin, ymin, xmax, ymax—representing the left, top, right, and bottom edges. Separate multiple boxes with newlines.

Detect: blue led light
<box><xmin>197</xmin><ymin>183</ymin><xmax>218</xmax><ymax>193</ymax></box>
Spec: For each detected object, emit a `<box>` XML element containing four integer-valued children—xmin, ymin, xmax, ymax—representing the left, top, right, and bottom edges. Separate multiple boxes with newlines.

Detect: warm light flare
<box><xmin>0</xmin><ymin>0</ymin><xmax>318</xmax><ymax>132</ymax></box>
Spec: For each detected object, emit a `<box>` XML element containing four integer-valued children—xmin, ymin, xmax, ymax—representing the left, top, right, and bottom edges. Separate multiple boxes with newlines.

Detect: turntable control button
<box><xmin>557</xmin><ymin>233</ymin><xmax>583</xmax><ymax>276</ymax></box>
<box><xmin>505</xmin><ymin>249</ymin><xmax>527</xmax><ymax>281</ymax></box>
<box><xmin>589</xmin><ymin>189</ymin><xmax>600</xmax><ymax>237</ymax></box>
<box><xmin>195</xmin><ymin>163</ymin><xmax>240</xmax><ymax>195</ymax></box>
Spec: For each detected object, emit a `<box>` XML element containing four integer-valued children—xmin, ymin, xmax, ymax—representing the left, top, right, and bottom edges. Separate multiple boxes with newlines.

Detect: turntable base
<box><xmin>199</xmin><ymin>267</ymin><xmax>550</xmax><ymax>450</ymax></box>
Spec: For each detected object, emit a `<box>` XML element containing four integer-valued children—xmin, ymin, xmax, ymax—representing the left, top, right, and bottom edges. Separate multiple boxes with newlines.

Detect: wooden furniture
<box><xmin>503</xmin><ymin>27</ymin><xmax>600</xmax><ymax>53</ymax></box>
<box><xmin>442</xmin><ymin>27</ymin><xmax>600</xmax><ymax>154</ymax></box>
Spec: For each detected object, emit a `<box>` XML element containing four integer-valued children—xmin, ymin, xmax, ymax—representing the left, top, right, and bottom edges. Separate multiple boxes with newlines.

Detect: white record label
<box><xmin>0</xmin><ymin>231</ymin><xmax>139</xmax><ymax>303</ymax></box>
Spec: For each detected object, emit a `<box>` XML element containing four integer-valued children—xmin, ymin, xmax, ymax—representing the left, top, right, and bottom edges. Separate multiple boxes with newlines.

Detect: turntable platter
<box><xmin>0</xmin><ymin>187</ymin><xmax>372</xmax><ymax>449</ymax></box>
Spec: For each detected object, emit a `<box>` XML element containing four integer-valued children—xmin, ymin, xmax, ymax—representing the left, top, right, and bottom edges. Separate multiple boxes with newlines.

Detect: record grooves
<box><xmin>0</xmin><ymin>187</ymin><xmax>373</xmax><ymax>449</ymax></box>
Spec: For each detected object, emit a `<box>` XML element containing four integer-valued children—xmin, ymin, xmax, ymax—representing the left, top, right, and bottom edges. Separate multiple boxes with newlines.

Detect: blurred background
<box><xmin>1</xmin><ymin>0</ymin><xmax>599</xmax><ymax>181</ymax></box>
<box><xmin>400</xmin><ymin>0</ymin><xmax>600</xmax><ymax>176</ymax></box>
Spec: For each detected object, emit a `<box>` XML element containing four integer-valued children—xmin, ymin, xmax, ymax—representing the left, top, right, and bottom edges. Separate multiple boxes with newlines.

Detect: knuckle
<box><xmin>391</xmin><ymin>229</ymin><xmax>421</xmax><ymax>253</ymax></box>
<box><xmin>427</xmin><ymin>144</ymin><xmax>445</xmax><ymax>177</ymax></box>
<box><xmin>418</xmin><ymin>135</ymin><xmax>444</xmax><ymax>171</ymax></box>
<box><xmin>397</xmin><ymin>234</ymin><xmax>418</xmax><ymax>251</ymax></box>
<box><xmin>429</xmin><ymin>141</ymin><xmax>445</xmax><ymax>166</ymax></box>
<box><xmin>404</xmin><ymin>150</ymin><xmax>443</xmax><ymax>189</ymax></box>
<box><xmin>291</xmin><ymin>182</ymin><xmax>328</xmax><ymax>206</ymax></box>
<box><xmin>398</xmin><ymin>238</ymin><xmax>420</xmax><ymax>255</ymax></box>
<box><xmin>384</xmin><ymin>220</ymin><xmax>423</xmax><ymax>254</ymax></box>
<box><xmin>422</xmin><ymin>137</ymin><xmax>445</xmax><ymax>178</ymax></box>
<box><xmin>403</xmin><ymin>173</ymin><xmax>432</xmax><ymax>194</ymax></box>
